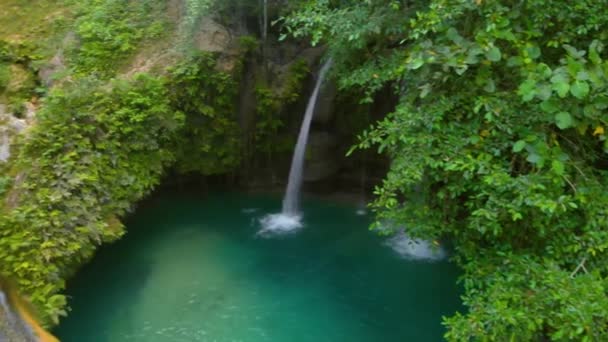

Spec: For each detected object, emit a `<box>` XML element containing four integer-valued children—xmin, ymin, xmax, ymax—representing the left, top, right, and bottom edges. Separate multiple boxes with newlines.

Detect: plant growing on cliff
<box><xmin>0</xmin><ymin>40</ymin><xmax>44</xmax><ymax>113</ymax></box>
<box><xmin>254</xmin><ymin>59</ymin><xmax>310</xmax><ymax>160</ymax></box>
<box><xmin>285</xmin><ymin>0</ymin><xmax>608</xmax><ymax>340</ymax></box>
<box><xmin>70</xmin><ymin>0</ymin><xmax>167</xmax><ymax>76</ymax></box>
<box><xmin>168</xmin><ymin>52</ymin><xmax>241</xmax><ymax>175</ymax></box>
<box><xmin>0</xmin><ymin>74</ymin><xmax>183</xmax><ymax>324</ymax></box>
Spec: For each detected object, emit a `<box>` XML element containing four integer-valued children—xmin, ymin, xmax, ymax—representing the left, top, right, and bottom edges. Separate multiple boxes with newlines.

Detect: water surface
<box><xmin>55</xmin><ymin>193</ymin><xmax>461</xmax><ymax>341</ymax></box>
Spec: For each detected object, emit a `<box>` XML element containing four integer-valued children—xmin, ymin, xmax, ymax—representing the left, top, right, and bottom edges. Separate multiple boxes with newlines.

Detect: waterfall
<box><xmin>282</xmin><ymin>59</ymin><xmax>332</xmax><ymax>215</ymax></box>
<box><xmin>259</xmin><ymin>59</ymin><xmax>332</xmax><ymax>236</ymax></box>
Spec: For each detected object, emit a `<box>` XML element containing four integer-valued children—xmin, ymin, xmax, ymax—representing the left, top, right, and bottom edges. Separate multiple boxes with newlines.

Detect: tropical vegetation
<box><xmin>0</xmin><ymin>0</ymin><xmax>607</xmax><ymax>340</ymax></box>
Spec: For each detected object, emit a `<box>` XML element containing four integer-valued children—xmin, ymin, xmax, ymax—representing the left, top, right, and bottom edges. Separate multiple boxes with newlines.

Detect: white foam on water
<box><xmin>385</xmin><ymin>232</ymin><xmax>446</xmax><ymax>261</ymax></box>
<box><xmin>355</xmin><ymin>209</ymin><xmax>367</xmax><ymax>216</ymax></box>
<box><xmin>257</xmin><ymin>213</ymin><xmax>303</xmax><ymax>237</ymax></box>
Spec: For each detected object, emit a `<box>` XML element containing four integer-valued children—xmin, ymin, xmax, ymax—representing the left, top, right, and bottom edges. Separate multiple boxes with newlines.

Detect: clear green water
<box><xmin>55</xmin><ymin>193</ymin><xmax>462</xmax><ymax>341</ymax></box>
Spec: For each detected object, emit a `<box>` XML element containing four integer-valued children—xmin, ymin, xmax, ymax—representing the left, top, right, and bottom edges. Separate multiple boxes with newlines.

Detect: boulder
<box><xmin>195</xmin><ymin>17</ymin><xmax>232</xmax><ymax>53</ymax></box>
<box><xmin>0</xmin><ymin>103</ymin><xmax>32</xmax><ymax>163</ymax></box>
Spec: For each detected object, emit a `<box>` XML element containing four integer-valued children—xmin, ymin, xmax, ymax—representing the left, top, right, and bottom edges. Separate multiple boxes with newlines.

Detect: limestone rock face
<box><xmin>0</xmin><ymin>103</ymin><xmax>32</xmax><ymax>163</ymax></box>
<box><xmin>0</xmin><ymin>129</ymin><xmax>9</xmax><ymax>163</ymax></box>
<box><xmin>303</xmin><ymin>131</ymin><xmax>340</xmax><ymax>182</ymax></box>
<box><xmin>194</xmin><ymin>17</ymin><xmax>241</xmax><ymax>72</ymax></box>
<box><xmin>194</xmin><ymin>17</ymin><xmax>232</xmax><ymax>53</ymax></box>
<box><xmin>38</xmin><ymin>32</ymin><xmax>73</xmax><ymax>87</ymax></box>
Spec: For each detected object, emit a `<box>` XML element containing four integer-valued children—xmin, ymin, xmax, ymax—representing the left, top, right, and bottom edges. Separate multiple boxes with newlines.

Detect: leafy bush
<box><xmin>238</xmin><ymin>35</ymin><xmax>260</xmax><ymax>54</ymax></box>
<box><xmin>70</xmin><ymin>0</ymin><xmax>167</xmax><ymax>76</ymax></box>
<box><xmin>0</xmin><ymin>40</ymin><xmax>42</xmax><ymax>107</ymax></box>
<box><xmin>0</xmin><ymin>176</ymin><xmax>11</xmax><ymax>197</ymax></box>
<box><xmin>285</xmin><ymin>0</ymin><xmax>608</xmax><ymax>340</ymax></box>
<box><xmin>254</xmin><ymin>59</ymin><xmax>309</xmax><ymax>157</ymax></box>
<box><xmin>0</xmin><ymin>74</ymin><xmax>183</xmax><ymax>323</ymax></box>
<box><xmin>168</xmin><ymin>53</ymin><xmax>241</xmax><ymax>174</ymax></box>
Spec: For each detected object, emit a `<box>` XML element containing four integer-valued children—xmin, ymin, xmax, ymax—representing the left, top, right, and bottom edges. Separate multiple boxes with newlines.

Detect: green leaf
<box><xmin>551</xmin><ymin>160</ymin><xmax>565</xmax><ymax>175</ymax></box>
<box><xmin>553</xmin><ymin>81</ymin><xmax>570</xmax><ymax>98</ymax></box>
<box><xmin>484</xmin><ymin>79</ymin><xmax>496</xmax><ymax>93</ymax></box>
<box><xmin>513</xmin><ymin>140</ymin><xmax>526</xmax><ymax>152</ymax></box>
<box><xmin>486</xmin><ymin>46</ymin><xmax>502</xmax><ymax>62</ymax></box>
<box><xmin>527</xmin><ymin>46</ymin><xmax>541</xmax><ymax>59</ymax></box>
<box><xmin>555</xmin><ymin>112</ymin><xmax>573</xmax><ymax>129</ymax></box>
<box><xmin>518</xmin><ymin>79</ymin><xmax>536</xmax><ymax>101</ymax></box>
<box><xmin>409</xmin><ymin>58</ymin><xmax>424</xmax><ymax>70</ymax></box>
<box><xmin>540</xmin><ymin>99</ymin><xmax>560</xmax><ymax>113</ymax></box>
<box><xmin>570</xmin><ymin>81</ymin><xmax>589</xmax><ymax>99</ymax></box>
<box><xmin>527</xmin><ymin>153</ymin><xmax>543</xmax><ymax>166</ymax></box>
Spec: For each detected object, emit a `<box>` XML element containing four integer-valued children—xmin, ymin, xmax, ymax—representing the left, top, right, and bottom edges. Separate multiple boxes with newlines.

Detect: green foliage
<box><xmin>446</xmin><ymin>255</ymin><xmax>608</xmax><ymax>341</ymax></box>
<box><xmin>69</xmin><ymin>0</ymin><xmax>167</xmax><ymax>76</ymax></box>
<box><xmin>168</xmin><ymin>53</ymin><xmax>241</xmax><ymax>174</ymax></box>
<box><xmin>238</xmin><ymin>35</ymin><xmax>260</xmax><ymax>54</ymax></box>
<box><xmin>0</xmin><ymin>40</ymin><xmax>42</xmax><ymax>114</ymax></box>
<box><xmin>0</xmin><ymin>74</ymin><xmax>183</xmax><ymax>324</ymax></box>
<box><xmin>0</xmin><ymin>40</ymin><xmax>41</xmax><ymax>65</ymax></box>
<box><xmin>282</xmin><ymin>59</ymin><xmax>310</xmax><ymax>103</ymax></box>
<box><xmin>179</xmin><ymin>0</ymin><xmax>214</xmax><ymax>47</ymax></box>
<box><xmin>254</xmin><ymin>59</ymin><xmax>309</xmax><ymax>156</ymax></box>
<box><xmin>0</xmin><ymin>176</ymin><xmax>11</xmax><ymax>197</ymax></box>
<box><xmin>0</xmin><ymin>62</ymin><xmax>10</xmax><ymax>90</ymax></box>
<box><xmin>0</xmin><ymin>0</ymin><xmax>74</xmax><ymax>46</ymax></box>
<box><xmin>254</xmin><ymin>85</ymin><xmax>284</xmax><ymax>155</ymax></box>
<box><xmin>286</xmin><ymin>0</ymin><xmax>608</xmax><ymax>340</ymax></box>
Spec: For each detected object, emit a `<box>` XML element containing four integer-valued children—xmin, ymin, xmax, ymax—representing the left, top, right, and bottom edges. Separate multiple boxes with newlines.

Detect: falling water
<box><xmin>282</xmin><ymin>59</ymin><xmax>332</xmax><ymax>215</ymax></box>
<box><xmin>259</xmin><ymin>59</ymin><xmax>332</xmax><ymax>235</ymax></box>
<box><xmin>262</xmin><ymin>0</ymin><xmax>268</xmax><ymax>44</ymax></box>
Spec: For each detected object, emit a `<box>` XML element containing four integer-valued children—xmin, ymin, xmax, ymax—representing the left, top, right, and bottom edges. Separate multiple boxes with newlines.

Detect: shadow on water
<box><xmin>55</xmin><ymin>192</ymin><xmax>462</xmax><ymax>342</ymax></box>
<box><xmin>55</xmin><ymin>246</ymin><xmax>155</xmax><ymax>341</ymax></box>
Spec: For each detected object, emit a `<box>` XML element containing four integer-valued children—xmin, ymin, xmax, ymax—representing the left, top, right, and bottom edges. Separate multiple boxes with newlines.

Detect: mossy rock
<box><xmin>2</xmin><ymin>64</ymin><xmax>37</xmax><ymax>116</ymax></box>
<box><xmin>6</xmin><ymin>64</ymin><xmax>35</xmax><ymax>94</ymax></box>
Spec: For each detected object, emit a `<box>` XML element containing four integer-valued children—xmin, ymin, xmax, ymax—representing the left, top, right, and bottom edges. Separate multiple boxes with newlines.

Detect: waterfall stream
<box><xmin>259</xmin><ymin>59</ymin><xmax>332</xmax><ymax>235</ymax></box>
<box><xmin>282</xmin><ymin>59</ymin><xmax>332</xmax><ymax>215</ymax></box>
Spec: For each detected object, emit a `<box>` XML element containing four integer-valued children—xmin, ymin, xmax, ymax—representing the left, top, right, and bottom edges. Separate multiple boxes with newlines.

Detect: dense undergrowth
<box><xmin>254</xmin><ymin>58</ymin><xmax>310</xmax><ymax>162</ymax></box>
<box><xmin>168</xmin><ymin>53</ymin><xmax>242</xmax><ymax>174</ymax></box>
<box><xmin>285</xmin><ymin>0</ymin><xmax>608</xmax><ymax>340</ymax></box>
<box><xmin>0</xmin><ymin>75</ymin><xmax>183</xmax><ymax>322</ymax></box>
<box><xmin>0</xmin><ymin>0</ymin><xmax>249</xmax><ymax>324</ymax></box>
<box><xmin>0</xmin><ymin>53</ymin><xmax>244</xmax><ymax>324</ymax></box>
<box><xmin>0</xmin><ymin>41</ymin><xmax>43</xmax><ymax>115</ymax></box>
<box><xmin>69</xmin><ymin>0</ymin><xmax>168</xmax><ymax>77</ymax></box>
<box><xmin>9</xmin><ymin>1</ymin><xmax>605</xmax><ymax>340</ymax></box>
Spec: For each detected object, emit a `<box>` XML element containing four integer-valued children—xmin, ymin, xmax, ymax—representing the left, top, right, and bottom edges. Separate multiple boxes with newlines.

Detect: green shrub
<box><xmin>238</xmin><ymin>35</ymin><xmax>260</xmax><ymax>54</ymax></box>
<box><xmin>168</xmin><ymin>52</ymin><xmax>241</xmax><ymax>175</ymax></box>
<box><xmin>70</xmin><ymin>0</ymin><xmax>167</xmax><ymax>76</ymax></box>
<box><xmin>0</xmin><ymin>176</ymin><xmax>11</xmax><ymax>197</ymax></box>
<box><xmin>0</xmin><ymin>74</ymin><xmax>184</xmax><ymax>324</ymax></box>
<box><xmin>253</xmin><ymin>59</ymin><xmax>309</xmax><ymax>158</ymax></box>
<box><xmin>286</xmin><ymin>0</ymin><xmax>608</xmax><ymax>339</ymax></box>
